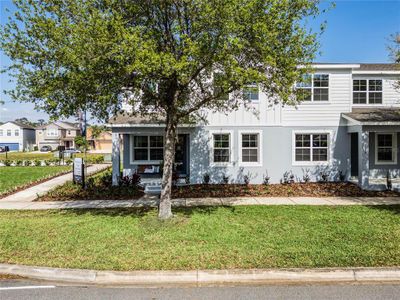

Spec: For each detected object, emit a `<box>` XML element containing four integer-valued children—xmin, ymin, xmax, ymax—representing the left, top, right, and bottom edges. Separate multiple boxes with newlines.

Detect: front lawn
<box><xmin>0</xmin><ymin>206</ymin><xmax>399</xmax><ymax>270</ymax></box>
<box><xmin>0</xmin><ymin>166</ymin><xmax>71</xmax><ymax>195</ymax></box>
<box><xmin>0</xmin><ymin>152</ymin><xmax>109</xmax><ymax>162</ymax></box>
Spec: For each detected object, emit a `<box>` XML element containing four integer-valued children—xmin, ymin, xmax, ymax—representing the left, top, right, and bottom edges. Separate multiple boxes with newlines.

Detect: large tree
<box><xmin>1</xmin><ymin>0</ymin><xmax>323</xmax><ymax>219</ymax></box>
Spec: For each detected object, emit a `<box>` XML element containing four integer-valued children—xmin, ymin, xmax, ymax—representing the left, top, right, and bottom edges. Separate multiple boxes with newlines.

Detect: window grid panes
<box><xmin>243</xmin><ymin>85</ymin><xmax>259</xmax><ymax>101</ymax></box>
<box><xmin>0</xmin><ymin>130</ymin><xmax>3</xmax><ymax>136</ymax></box>
<box><xmin>213</xmin><ymin>134</ymin><xmax>230</xmax><ymax>163</ymax></box>
<box><xmin>377</xmin><ymin>134</ymin><xmax>395</xmax><ymax>163</ymax></box>
<box><xmin>353</xmin><ymin>79</ymin><xmax>382</xmax><ymax>104</ymax></box>
<box><xmin>133</xmin><ymin>136</ymin><xmax>164</xmax><ymax>161</ymax></box>
<box><xmin>14</xmin><ymin>129</ymin><xmax>19</xmax><ymax>136</ymax></box>
<box><xmin>295</xmin><ymin>134</ymin><xmax>328</xmax><ymax>162</ymax></box>
<box><xmin>7</xmin><ymin>130</ymin><xmax>11</xmax><ymax>136</ymax></box>
<box><xmin>296</xmin><ymin>74</ymin><xmax>329</xmax><ymax>102</ymax></box>
<box><xmin>241</xmin><ymin>134</ymin><xmax>259</xmax><ymax>162</ymax></box>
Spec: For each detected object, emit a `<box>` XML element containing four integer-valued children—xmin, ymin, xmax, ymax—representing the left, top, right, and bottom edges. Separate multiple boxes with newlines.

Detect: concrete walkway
<box><xmin>0</xmin><ymin>195</ymin><xmax>399</xmax><ymax>210</ymax></box>
<box><xmin>0</xmin><ymin>164</ymin><xmax>110</xmax><ymax>203</ymax></box>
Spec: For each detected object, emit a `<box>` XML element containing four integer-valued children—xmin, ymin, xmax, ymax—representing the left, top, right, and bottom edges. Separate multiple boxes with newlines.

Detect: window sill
<box><xmin>238</xmin><ymin>162</ymin><xmax>263</xmax><ymax>167</ymax></box>
<box><xmin>374</xmin><ymin>161</ymin><xmax>398</xmax><ymax>166</ymax></box>
<box><xmin>210</xmin><ymin>162</ymin><xmax>233</xmax><ymax>167</ymax></box>
<box><xmin>292</xmin><ymin>161</ymin><xmax>330</xmax><ymax>167</ymax></box>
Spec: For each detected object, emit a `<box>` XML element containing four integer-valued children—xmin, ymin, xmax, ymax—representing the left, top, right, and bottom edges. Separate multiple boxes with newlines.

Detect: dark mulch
<box><xmin>172</xmin><ymin>182</ymin><xmax>400</xmax><ymax>198</ymax></box>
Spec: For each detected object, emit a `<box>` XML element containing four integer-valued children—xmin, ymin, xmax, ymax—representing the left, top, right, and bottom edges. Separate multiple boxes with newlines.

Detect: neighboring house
<box><xmin>87</xmin><ymin>127</ymin><xmax>112</xmax><ymax>153</ymax></box>
<box><xmin>108</xmin><ymin>63</ymin><xmax>400</xmax><ymax>191</ymax></box>
<box><xmin>36</xmin><ymin>121</ymin><xmax>81</xmax><ymax>150</ymax></box>
<box><xmin>0</xmin><ymin>121</ymin><xmax>36</xmax><ymax>151</ymax></box>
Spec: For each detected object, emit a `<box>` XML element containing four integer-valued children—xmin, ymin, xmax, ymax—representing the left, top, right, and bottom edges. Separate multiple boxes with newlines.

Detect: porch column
<box><xmin>112</xmin><ymin>132</ymin><xmax>120</xmax><ymax>186</ymax></box>
<box><xmin>358</xmin><ymin>130</ymin><xmax>369</xmax><ymax>189</ymax></box>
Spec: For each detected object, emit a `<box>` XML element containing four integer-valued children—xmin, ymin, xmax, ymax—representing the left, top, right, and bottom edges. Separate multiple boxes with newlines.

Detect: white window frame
<box><xmin>352</xmin><ymin>78</ymin><xmax>383</xmax><ymax>106</ymax></box>
<box><xmin>375</xmin><ymin>133</ymin><xmax>398</xmax><ymax>165</ymax></box>
<box><xmin>7</xmin><ymin>129</ymin><xmax>11</xmax><ymax>136</ymax></box>
<box><xmin>14</xmin><ymin>129</ymin><xmax>19</xmax><ymax>136</ymax></box>
<box><xmin>0</xmin><ymin>129</ymin><xmax>3</xmax><ymax>136</ymax></box>
<box><xmin>47</xmin><ymin>128</ymin><xmax>58</xmax><ymax>137</ymax></box>
<box><xmin>209</xmin><ymin>130</ymin><xmax>234</xmax><ymax>167</ymax></box>
<box><xmin>296</xmin><ymin>73</ymin><xmax>330</xmax><ymax>102</ymax></box>
<box><xmin>243</xmin><ymin>84</ymin><xmax>259</xmax><ymax>103</ymax></box>
<box><xmin>238</xmin><ymin>130</ymin><xmax>263</xmax><ymax>166</ymax></box>
<box><xmin>129</xmin><ymin>134</ymin><xmax>164</xmax><ymax>164</ymax></box>
<box><xmin>292</xmin><ymin>130</ymin><xmax>333</xmax><ymax>166</ymax></box>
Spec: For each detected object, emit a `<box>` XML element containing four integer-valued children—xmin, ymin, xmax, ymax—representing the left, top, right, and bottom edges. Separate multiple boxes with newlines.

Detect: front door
<box><xmin>350</xmin><ymin>133</ymin><xmax>359</xmax><ymax>177</ymax></box>
<box><xmin>175</xmin><ymin>134</ymin><xmax>189</xmax><ymax>175</ymax></box>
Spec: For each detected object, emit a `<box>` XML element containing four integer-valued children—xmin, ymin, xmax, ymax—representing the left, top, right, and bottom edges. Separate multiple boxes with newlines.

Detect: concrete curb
<box><xmin>0</xmin><ymin>264</ymin><xmax>399</xmax><ymax>286</ymax></box>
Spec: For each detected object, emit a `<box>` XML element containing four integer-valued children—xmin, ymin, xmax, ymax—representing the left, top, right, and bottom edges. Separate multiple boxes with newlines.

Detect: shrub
<box><xmin>100</xmin><ymin>171</ymin><xmax>113</xmax><ymax>187</ymax></box>
<box><xmin>387</xmin><ymin>171</ymin><xmax>392</xmax><ymax>190</ymax></box>
<box><xmin>222</xmin><ymin>174</ymin><xmax>230</xmax><ymax>184</ymax></box>
<box><xmin>282</xmin><ymin>171</ymin><xmax>295</xmax><ymax>184</ymax></box>
<box><xmin>93</xmin><ymin>155</ymin><xmax>104</xmax><ymax>164</ymax></box>
<box><xmin>302</xmin><ymin>168</ymin><xmax>311</xmax><ymax>183</ymax></box>
<box><xmin>33</xmin><ymin>146</ymin><xmax>38</xmax><ymax>151</ymax></box>
<box><xmin>33</xmin><ymin>159</ymin><xmax>42</xmax><ymax>166</ymax></box>
<box><xmin>25</xmin><ymin>160</ymin><xmax>32</xmax><ymax>166</ymax></box>
<box><xmin>54</xmin><ymin>158</ymin><xmax>61</xmax><ymax>165</ymax></box>
<box><xmin>319</xmin><ymin>170</ymin><xmax>330</xmax><ymax>182</ymax></box>
<box><xmin>338</xmin><ymin>170</ymin><xmax>346</xmax><ymax>182</ymax></box>
<box><xmin>65</xmin><ymin>159</ymin><xmax>73</xmax><ymax>166</ymax></box>
<box><xmin>44</xmin><ymin>160</ymin><xmax>51</xmax><ymax>166</ymax></box>
<box><xmin>15</xmin><ymin>160</ymin><xmax>23</xmax><ymax>166</ymax></box>
<box><xmin>263</xmin><ymin>170</ymin><xmax>270</xmax><ymax>185</ymax></box>
<box><xmin>185</xmin><ymin>175</ymin><xmax>190</xmax><ymax>184</ymax></box>
<box><xmin>131</xmin><ymin>173</ymin><xmax>141</xmax><ymax>186</ymax></box>
<box><xmin>3</xmin><ymin>159</ymin><xmax>12</xmax><ymax>166</ymax></box>
<box><xmin>202</xmin><ymin>173</ymin><xmax>210</xmax><ymax>184</ymax></box>
<box><xmin>86</xmin><ymin>177</ymin><xmax>95</xmax><ymax>188</ymax></box>
<box><xmin>243</xmin><ymin>175</ymin><xmax>250</xmax><ymax>185</ymax></box>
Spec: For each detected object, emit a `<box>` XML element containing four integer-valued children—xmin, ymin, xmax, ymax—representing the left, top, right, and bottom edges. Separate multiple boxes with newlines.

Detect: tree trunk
<box><xmin>158</xmin><ymin>118</ymin><xmax>177</xmax><ymax>219</ymax></box>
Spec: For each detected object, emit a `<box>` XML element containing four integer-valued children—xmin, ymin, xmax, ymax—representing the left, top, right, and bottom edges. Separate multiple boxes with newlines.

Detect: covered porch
<box><xmin>342</xmin><ymin>108</ymin><xmax>400</xmax><ymax>191</ymax></box>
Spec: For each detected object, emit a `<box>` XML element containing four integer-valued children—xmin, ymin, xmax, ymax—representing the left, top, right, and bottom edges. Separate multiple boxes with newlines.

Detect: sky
<box><xmin>0</xmin><ymin>0</ymin><xmax>399</xmax><ymax>123</ymax></box>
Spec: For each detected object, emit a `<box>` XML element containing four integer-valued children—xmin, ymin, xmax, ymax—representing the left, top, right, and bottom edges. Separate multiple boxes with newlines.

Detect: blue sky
<box><xmin>0</xmin><ymin>0</ymin><xmax>400</xmax><ymax>123</ymax></box>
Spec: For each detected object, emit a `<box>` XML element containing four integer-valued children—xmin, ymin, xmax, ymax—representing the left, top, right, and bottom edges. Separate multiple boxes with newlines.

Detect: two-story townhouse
<box><xmin>0</xmin><ymin>121</ymin><xmax>36</xmax><ymax>151</ymax></box>
<box><xmin>108</xmin><ymin>63</ymin><xmax>400</xmax><ymax>191</ymax></box>
<box><xmin>36</xmin><ymin>121</ymin><xmax>81</xmax><ymax>150</ymax></box>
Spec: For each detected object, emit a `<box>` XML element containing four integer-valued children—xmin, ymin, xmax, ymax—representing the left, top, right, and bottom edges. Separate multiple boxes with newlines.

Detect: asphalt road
<box><xmin>1</xmin><ymin>280</ymin><xmax>400</xmax><ymax>300</ymax></box>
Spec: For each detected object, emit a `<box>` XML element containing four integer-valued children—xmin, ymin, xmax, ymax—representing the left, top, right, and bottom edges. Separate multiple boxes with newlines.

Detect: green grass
<box><xmin>0</xmin><ymin>206</ymin><xmax>399</xmax><ymax>270</ymax></box>
<box><xmin>0</xmin><ymin>152</ymin><xmax>109</xmax><ymax>161</ymax></box>
<box><xmin>0</xmin><ymin>166</ymin><xmax>72</xmax><ymax>194</ymax></box>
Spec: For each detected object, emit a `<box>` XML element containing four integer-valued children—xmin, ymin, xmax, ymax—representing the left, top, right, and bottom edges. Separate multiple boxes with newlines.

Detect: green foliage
<box><xmin>15</xmin><ymin>160</ymin><xmax>23</xmax><ymax>166</ymax></box>
<box><xmin>74</xmin><ymin>136</ymin><xmax>89</xmax><ymax>151</ymax></box>
<box><xmin>2</xmin><ymin>159</ymin><xmax>12</xmax><ymax>166</ymax></box>
<box><xmin>33</xmin><ymin>159</ymin><xmax>42</xmax><ymax>166</ymax></box>
<box><xmin>1</xmin><ymin>0</ymin><xmax>323</xmax><ymax>122</ymax></box>
<box><xmin>65</xmin><ymin>159</ymin><xmax>73</xmax><ymax>166</ymax></box>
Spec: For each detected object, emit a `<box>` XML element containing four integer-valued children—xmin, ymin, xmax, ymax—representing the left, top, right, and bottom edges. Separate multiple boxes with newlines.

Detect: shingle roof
<box><xmin>108</xmin><ymin>113</ymin><xmax>165</xmax><ymax>125</ymax></box>
<box><xmin>343</xmin><ymin>108</ymin><xmax>400</xmax><ymax>124</ymax></box>
<box><xmin>358</xmin><ymin>64</ymin><xmax>400</xmax><ymax>71</ymax></box>
<box><xmin>7</xmin><ymin>121</ymin><xmax>36</xmax><ymax>129</ymax></box>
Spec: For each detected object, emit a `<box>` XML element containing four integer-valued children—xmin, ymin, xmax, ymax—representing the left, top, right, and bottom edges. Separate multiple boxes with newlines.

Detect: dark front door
<box><xmin>350</xmin><ymin>133</ymin><xmax>359</xmax><ymax>177</ymax></box>
<box><xmin>175</xmin><ymin>134</ymin><xmax>189</xmax><ymax>175</ymax></box>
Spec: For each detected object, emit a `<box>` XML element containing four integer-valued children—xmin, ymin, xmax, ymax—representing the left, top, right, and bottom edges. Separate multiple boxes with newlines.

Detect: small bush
<box><xmin>3</xmin><ymin>159</ymin><xmax>12</xmax><ymax>166</ymax></box>
<box><xmin>282</xmin><ymin>171</ymin><xmax>295</xmax><ymax>184</ymax></box>
<box><xmin>15</xmin><ymin>160</ymin><xmax>23</xmax><ymax>166</ymax></box>
<box><xmin>131</xmin><ymin>173</ymin><xmax>141</xmax><ymax>186</ymax></box>
<box><xmin>243</xmin><ymin>175</ymin><xmax>250</xmax><ymax>185</ymax></box>
<box><xmin>25</xmin><ymin>160</ymin><xmax>32</xmax><ymax>166</ymax></box>
<box><xmin>319</xmin><ymin>170</ymin><xmax>330</xmax><ymax>182</ymax></box>
<box><xmin>338</xmin><ymin>170</ymin><xmax>346</xmax><ymax>182</ymax></box>
<box><xmin>33</xmin><ymin>159</ymin><xmax>42</xmax><ymax>166</ymax></box>
<box><xmin>33</xmin><ymin>146</ymin><xmax>38</xmax><ymax>151</ymax></box>
<box><xmin>263</xmin><ymin>170</ymin><xmax>270</xmax><ymax>185</ymax></box>
<box><xmin>302</xmin><ymin>168</ymin><xmax>311</xmax><ymax>183</ymax></box>
<box><xmin>222</xmin><ymin>174</ymin><xmax>230</xmax><ymax>184</ymax></box>
<box><xmin>65</xmin><ymin>159</ymin><xmax>73</xmax><ymax>166</ymax></box>
<box><xmin>202</xmin><ymin>173</ymin><xmax>210</xmax><ymax>184</ymax></box>
<box><xmin>44</xmin><ymin>160</ymin><xmax>51</xmax><ymax>166</ymax></box>
<box><xmin>54</xmin><ymin>158</ymin><xmax>61</xmax><ymax>165</ymax></box>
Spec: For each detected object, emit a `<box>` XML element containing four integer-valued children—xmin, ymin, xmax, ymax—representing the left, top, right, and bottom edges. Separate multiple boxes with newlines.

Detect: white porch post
<box><xmin>112</xmin><ymin>132</ymin><xmax>121</xmax><ymax>186</ymax></box>
<box><xmin>358</xmin><ymin>130</ymin><xmax>369</xmax><ymax>189</ymax></box>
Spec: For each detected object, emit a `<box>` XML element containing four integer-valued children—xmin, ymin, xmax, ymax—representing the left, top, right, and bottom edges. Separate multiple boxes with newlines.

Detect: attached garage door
<box><xmin>0</xmin><ymin>143</ymin><xmax>19</xmax><ymax>151</ymax></box>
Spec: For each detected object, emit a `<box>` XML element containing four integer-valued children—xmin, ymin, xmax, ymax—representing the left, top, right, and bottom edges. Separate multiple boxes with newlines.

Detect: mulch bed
<box><xmin>172</xmin><ymin>182</ymin><xmax>400</xmax><ymax>198</ymax></box>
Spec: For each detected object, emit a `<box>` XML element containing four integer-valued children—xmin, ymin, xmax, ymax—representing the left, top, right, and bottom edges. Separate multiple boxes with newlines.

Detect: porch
<box><xmin>343</xmin><ymin>108</ymin><xmax>400</xmax><ymax>191</ymax></box>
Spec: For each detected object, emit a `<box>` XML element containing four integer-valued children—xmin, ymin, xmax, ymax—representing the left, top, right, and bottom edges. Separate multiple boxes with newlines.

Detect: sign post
<box><xmin>73</xmin><ymin>157</ymin><xmax>85</xmax><ymax>187</ymax></box>
<box><xmin>4</xmin><ymin>146</ymin><xmax>9</xmax><ymax>159</ymax></box>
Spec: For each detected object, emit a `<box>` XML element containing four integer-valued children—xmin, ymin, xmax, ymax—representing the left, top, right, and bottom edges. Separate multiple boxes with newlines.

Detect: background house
<box><xmin>87</xmin><ymin>127</ymin><xmax>112</xmax><ymax>153</ymax></box>
<box><xmin>36</xmin><ymin>121</ymin><xmax>80</xmax><ymax>150</ymax></box>
<box><xmin>0</xmin><ymin>121</ymin><xmax>36</xmax><ymax>151</ymax></box>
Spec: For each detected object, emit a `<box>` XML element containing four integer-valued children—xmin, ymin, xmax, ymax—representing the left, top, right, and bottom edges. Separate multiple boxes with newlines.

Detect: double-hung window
<box><xmin>0</xmin><ymin>130</ymin><xmax>3</xmax><ymax>136</ymax></box>
<box><xmin>240</xmin><ymin>133</ymin><xmax>260</xmax><ymax>164</ymax></box>
<box><xmin>353</xmin><ymin>79</ymin><xmax>382</xmax><ymax>104</ymax></box>
<box><xmin>47</xmin><ymin>129</ymin><xmax>58</xmax><ymax>136</ymax></box>
<box><xmin>375</xmin><ymin>133</ymin><xmax>397</xmax><ymax>165</ymax></box>
<box><xmin>14</xmin><ymin>129</ymin><xmax>19</xmax><ymax>136</ymax></box>
<box><xmin>294</xmin><ymin>133</ymin><xmax>329</xmax><ymax>163</ymax></box>
<box><xmin>7</xmin><ymin>130</ymin><xmax>11</xmax><ymax>136</ymax></box>
<box><xmin>296</xmin><ymin>74</ymin><xmax>329</xmax><ymax>102</ymax></box>
<box><xmin>133</xmin><ymin>136</ymin><xmax>164</xmax><ymax>161</ymax></box>
<box><xmin>213</xmin><ymin>133</ymin><xmax>231</xmax><ymax>163</ymax></box>
<box><xmin>243</xmin><ymin>85</ymin><xmax>259</xmax><ymax>102</ymax></box>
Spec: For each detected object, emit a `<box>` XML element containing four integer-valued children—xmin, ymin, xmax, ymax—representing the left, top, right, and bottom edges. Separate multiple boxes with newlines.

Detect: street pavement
<box><xmin>0</xmin><ymin>279</ymin><xmax>399</xmax><ymax>300</ymax></box>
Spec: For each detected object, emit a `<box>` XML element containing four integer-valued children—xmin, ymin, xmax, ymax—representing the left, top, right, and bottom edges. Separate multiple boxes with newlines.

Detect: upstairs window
<box><xmin>7</xmin><ymin>130</ymin><xmax>11</xmax><ymax>136</ymax></box>
<box><xmin>213</xmin><ymin>73</ymin><xmax>229</xmax><ymax>101</ymax></box>
<box><xmin>14</xmin><ymin>129</ymin><xmax>19</xmax><ymax>136</ymax></box>
<box><xmin>243</xmin><ymin>85</ymin><xmax>259</xmax><ymax>102</ymax></box>
<box><xmin>0</xmin><ymin>130</ymin><xmax>3</xmax><ymax>136</ymax></box>
<box><xmin>294</xmin><ymin>133</ymin><xmax>329</xmax><ymax>163</ymax></box>
<box><xmin>296</xmin><ymin>74</ymin><xmax>329</xmax><ymax>102</ymax></box>
<box><xmin>213</xmin><ymin>133</ymin><xmax>231</xmax><ymax>163</ymax></box>
<box><xmin>47</xmin><ymin>129</ymin><xmax>58</xmax><ymax>136</ymax></box>
<box><xmin>376</xmin><ymin>133</ymin><xmax>397</xmax><ymax>165</ymax></box>
<box><xmin>133</xmin><ymin>136</ymin><xmax>164</xmax><ymax>161</ymax></box>
<box><xmin>353</xmin><ymin>79</ymin><xmax>382</xmax><ymax>104</ymax></box>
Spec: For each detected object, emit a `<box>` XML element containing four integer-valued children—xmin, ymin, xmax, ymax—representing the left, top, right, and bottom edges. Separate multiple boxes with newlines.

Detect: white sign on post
<box><xmin>73</xmin><ymin>158</ymin><xmax>84</xmax><ymax>185</ymax></box>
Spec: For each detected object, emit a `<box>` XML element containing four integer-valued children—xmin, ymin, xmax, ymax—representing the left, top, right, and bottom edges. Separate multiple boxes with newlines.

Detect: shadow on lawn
<box><xmin>64</xmin><ymin>205</ymin><xmax>236</xmax><ymax>219</ymax></box>
<box><xmin>366</xmin><ymin>205</ymin><xmax>400</xmax><ymax>215</ymax></box>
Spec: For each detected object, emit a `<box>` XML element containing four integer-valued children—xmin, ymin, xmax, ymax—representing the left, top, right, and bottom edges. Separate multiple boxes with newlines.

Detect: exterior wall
<box><xmin>0</xmin><ymin>122</ymin><xmax>35</xmax><ymax>151</ymax></box>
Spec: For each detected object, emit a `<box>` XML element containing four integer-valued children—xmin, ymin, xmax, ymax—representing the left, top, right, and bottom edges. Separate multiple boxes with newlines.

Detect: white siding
<box><xmin>281</xmin><ymin>70</ymin><xmax>352</xmax><ymax>127</ymax></box>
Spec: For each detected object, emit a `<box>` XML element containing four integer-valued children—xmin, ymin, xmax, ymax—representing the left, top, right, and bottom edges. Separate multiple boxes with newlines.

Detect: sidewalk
<box><xmin>0</xmin><ymin>164</ymin><xmax>110</xmax><ymax>203</ymax></box>
<box><xmin>0</xmin><ymin>263</ymin><xmax>399</xmax><ymax>285</ymax></box>
<box><xmin>0</xmin><ymin>195</ymin><xmax>399</xmax><ymax>210</ymax></box>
